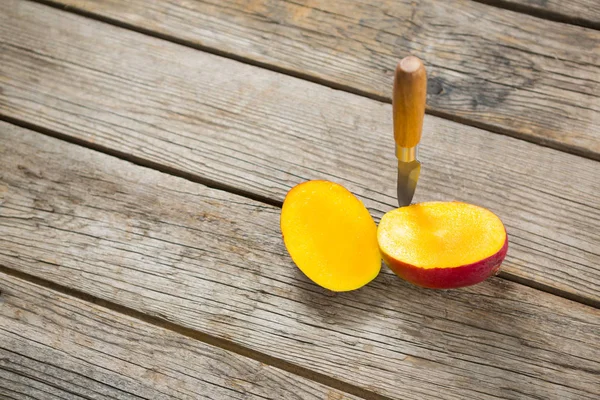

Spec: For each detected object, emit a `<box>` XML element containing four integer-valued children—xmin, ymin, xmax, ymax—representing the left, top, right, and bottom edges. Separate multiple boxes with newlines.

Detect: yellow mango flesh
<box><xmin>378</xmin><ymin>202</ymin><xmax>506</xmax><ymax>269</ymax></box>
<box><xmin>280</xmin><ymin>181</ymin><xmax>381</xmax><ymax>291</ymax></box>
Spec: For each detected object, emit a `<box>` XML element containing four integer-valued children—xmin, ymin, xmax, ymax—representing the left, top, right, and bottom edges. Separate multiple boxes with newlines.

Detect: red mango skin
<box><xmin>382</xmin><ymin>234</ymin><xmax>508</xmax><ymax>289</ymax></box>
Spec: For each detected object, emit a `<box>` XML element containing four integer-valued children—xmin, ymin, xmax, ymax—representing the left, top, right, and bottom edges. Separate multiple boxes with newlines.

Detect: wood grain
<box><xmin>475</xmin><ymin>0</ymin><xmax>600</xmax><ymax>29</ymax></box>
<box><xmin>0</xmin><ymin>273</ymin><xmax>359</xmax><ymax>400</ymax></box>
<box><xmin>2</xmin><ymin>122</ymin><xmax>600</xmax><ymax>400</ymax></box>
<box><xmin>1</xmin><ymin>1</ymin><xmax>599</xmax><ymax>305</ymax></box>
<box><xmin>33</xmin><ymin>0</ymin><xmax>600</xmax><ymax>159</ymax></box>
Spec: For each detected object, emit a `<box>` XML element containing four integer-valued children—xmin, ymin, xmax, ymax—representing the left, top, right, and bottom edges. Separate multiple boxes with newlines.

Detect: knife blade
<box><xmin>393</xmin><ymin>56</ymin><xmax>427</xmax><ymax>207</ymax></box>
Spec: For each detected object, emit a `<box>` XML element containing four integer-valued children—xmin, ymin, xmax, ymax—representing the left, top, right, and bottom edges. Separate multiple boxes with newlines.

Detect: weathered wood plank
<box><xmin>0</xmin><ymin>272</ymin><xmax>360</xmax><ymax>400</ymax></box>
<box><xmin>2</xmin><ymin>1</ymin><xmax>599</xmax><ymax>305</ymax></box>
<box><xmin>2</xmin><ymin>122</ymin><xmax>600</xmax><ymax>400</ymax></box>
<box><xmin>477</xmin><ymin>0</ymin><xmax>600</xmax><ymax>29</ymax></box>
<box><xmin>34</xmin><ymin>0</ymin><xmax>600</xmax><ymax>159</ymax></box>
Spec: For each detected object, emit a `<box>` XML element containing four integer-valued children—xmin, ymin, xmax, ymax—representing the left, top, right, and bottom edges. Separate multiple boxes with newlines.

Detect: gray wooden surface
<box><xmin>0</xmin><ymin>272</ymin><xmax>359</xmax><ymax>400</ymax></box>
<box><xmin>2</xmin><ymin>122</ymin><xmax>599</xmax><ymax>400</ymax></box>
<box><xmin>35</xmin><ymin>0</ymin><xmax>600</xmax><ymax>159</ymax></box>
<box><xmin>2</xmin><ymin>1</ymin><xmax>600</xmax><ymax>399</ymax></box>
<box><xmin>2</xmin><ymin>0</ymin><xmax>599</xmax><ymax>306</ymax></box>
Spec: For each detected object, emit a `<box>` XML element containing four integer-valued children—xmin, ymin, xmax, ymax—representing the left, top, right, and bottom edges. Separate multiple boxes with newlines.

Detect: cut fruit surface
<box><xmin>378</xmin><ymin>202</ymin><xmax>508</xmax><ymax>289</ymax></box>
<box><xmin>280</xmin><ymin>180</ymin><xmax>381</xmax><ymax>291</ymax></box>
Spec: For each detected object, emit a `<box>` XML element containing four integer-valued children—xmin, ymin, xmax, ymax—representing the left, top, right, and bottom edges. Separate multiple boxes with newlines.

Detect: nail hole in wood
<box><xmin>427</xmin><ymin>79</ymin><xmax>444</xmax><ymax>95</ymax></box>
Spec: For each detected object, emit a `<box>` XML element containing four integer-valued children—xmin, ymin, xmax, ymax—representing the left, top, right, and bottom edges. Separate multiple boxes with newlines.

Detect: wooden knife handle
<box><xmin>393</xmin><ymin>56</ymin><xmax>427</xmax><ymax>148</ymax></box>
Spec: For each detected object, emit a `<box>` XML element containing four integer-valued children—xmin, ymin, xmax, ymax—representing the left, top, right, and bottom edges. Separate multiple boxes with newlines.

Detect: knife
<box><xmin>393</xmin><ymin>56</ymin><xmax>427</xmax><ymax>207</ymax></box>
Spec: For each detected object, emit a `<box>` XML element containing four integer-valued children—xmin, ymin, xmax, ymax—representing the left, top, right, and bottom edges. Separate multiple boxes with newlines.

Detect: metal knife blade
<box><xmin>397</xmin><ymin>159</ymin><xmax>420</xmax><ymax>207</ymax></box>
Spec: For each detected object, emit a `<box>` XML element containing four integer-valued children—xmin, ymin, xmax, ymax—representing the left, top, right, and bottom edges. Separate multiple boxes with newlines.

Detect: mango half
<box><xmin>280</xmin><ymin>181</ymin><xmax>508</xmax><ymax>291</ymax></box>
<box><xmin>378</xmin><ymin>202</ymin><xmax>508</xmax><ymax>289</ymax></box>
<box><xmin>280</xmin><ymin>180</ymin><xmax>381</xmax><ymax>291</ymax></box>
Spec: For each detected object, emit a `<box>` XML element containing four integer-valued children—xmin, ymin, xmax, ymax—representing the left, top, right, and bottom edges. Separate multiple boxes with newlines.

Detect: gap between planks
<box><xmin>30</xmin><ymin>0</ymin><xmax>600</xmax><ymax>163</ymax></box>
<box><xmin>1</xmin><ymin>114</ymin><xmax>597</xmax><ymax>310</ymax></box>
<box><xmin>0</xmin><ymin>115</ymin><xmax>282</xmax><ymax>209</ymax></box>
<box><xmin>0</xmin><ymin>271</ymin><xmax>364</xmax><ymax>400</ymax></box>
<box><xmin>0</xmin><ymin>265</ymin><xmax>389</xmax><ymax>400</ymax></box>
<box><xmin>470</xmin><ymin>0</ymin><xmax>600</xmax><ymax>30</ymax></box>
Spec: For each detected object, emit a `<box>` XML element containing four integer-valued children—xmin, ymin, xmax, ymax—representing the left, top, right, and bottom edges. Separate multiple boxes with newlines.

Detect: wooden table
<box><xmin>1</xmin><ymin>1</ymin><xmax>599</xmax><ymax>399</ymax></box>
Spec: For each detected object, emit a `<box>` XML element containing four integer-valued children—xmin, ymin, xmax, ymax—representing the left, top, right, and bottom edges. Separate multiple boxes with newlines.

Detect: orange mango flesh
<box><xmin>378</xmin><ymin>202</ymin><xmax>506</xmax><ymax>270</ymax></box>
<box><xmin>280</xmin><ymin>181</ymin><xmax>380</xmax><ymax>291</ymax></box>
